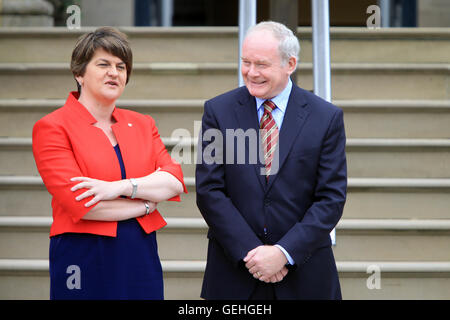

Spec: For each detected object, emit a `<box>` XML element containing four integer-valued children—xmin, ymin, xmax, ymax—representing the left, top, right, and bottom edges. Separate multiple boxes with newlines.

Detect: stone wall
<box><xmin>80</xmin><ymin>0</ymin><xmax>133</xmax><ymax>27</ymax></box>
<box><xmin>418</xmin><ymin>0</ymin><xmax>450</xmax><ymax>27</ymax></box>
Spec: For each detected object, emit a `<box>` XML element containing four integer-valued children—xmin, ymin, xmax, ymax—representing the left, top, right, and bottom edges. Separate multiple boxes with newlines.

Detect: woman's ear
<box><xmin>75</xmin><ymin>75</ymin><xmax>83</xmax><ymax>87</ymax></box>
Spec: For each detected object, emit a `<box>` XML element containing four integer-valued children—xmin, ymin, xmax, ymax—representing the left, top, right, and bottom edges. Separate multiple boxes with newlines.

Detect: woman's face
<box><xmin>75</xmin><ymin>48</ymin><xmax>127</xmax><ymax>104</ymax></box>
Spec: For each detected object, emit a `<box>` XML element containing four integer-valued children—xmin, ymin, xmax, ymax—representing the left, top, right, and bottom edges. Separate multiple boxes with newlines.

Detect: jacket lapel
<box><xmin>266</xmin><ymin>85</ymin><xmax>310</xmax><ymax>192</ymax></box>
<box><xmin>234</xmin><ymin>88</ymin><xmax>267</xmax><ymax>190</ymax></box>
<box><xmin>64</xmin><ymin>92</ymin><xmax>124</xmax><ymax>181</ymax></box>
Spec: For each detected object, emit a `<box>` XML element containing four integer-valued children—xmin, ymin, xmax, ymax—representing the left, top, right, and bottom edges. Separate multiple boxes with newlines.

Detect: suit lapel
<box><xmin>266</xmin><ymin>85</ymin><xmax>310</xmax><ymax>192</ymax></box>
<box><xmin>234</xmin><ymin>88</ymin><xmax>267</xmax><ymax>190</ymax></box>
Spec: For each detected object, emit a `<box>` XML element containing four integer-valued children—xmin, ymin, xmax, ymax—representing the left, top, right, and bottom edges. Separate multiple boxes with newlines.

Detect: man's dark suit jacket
<box><xmin>196</xmin><ymin>83</ymin><xmax>347</xmax><ymax>299</ymax></box>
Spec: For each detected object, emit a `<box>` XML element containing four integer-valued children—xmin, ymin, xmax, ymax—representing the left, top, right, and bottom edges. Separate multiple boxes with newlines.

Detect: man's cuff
<box><xmin>274</xmin><ymin>244</ymin><xmax>294</xmax><ymax>265</ymax></box>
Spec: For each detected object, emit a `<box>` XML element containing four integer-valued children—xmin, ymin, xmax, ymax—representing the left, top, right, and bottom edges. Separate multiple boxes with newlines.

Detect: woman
<box><xmin>32</xmin><ymin>27</ymin><xmax>186</xmax><ymax>299</ymax></box>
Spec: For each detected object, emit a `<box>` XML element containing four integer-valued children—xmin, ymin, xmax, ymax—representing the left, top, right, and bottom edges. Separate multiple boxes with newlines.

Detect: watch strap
<box><xmin>130</xmin><ymin>178</ymin><xmax>137</xmax><ymax>199</ymax></box>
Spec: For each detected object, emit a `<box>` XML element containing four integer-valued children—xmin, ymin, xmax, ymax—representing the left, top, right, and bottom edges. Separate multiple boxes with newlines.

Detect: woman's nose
<box><xmin>107</xmin><ymin>66</ymin><xmax>119</xmax><ymax>76</ymax></box>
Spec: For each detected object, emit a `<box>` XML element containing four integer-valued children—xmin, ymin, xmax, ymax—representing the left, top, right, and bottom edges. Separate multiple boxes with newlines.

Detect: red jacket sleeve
<box><xmin>32</xmin><ymin>117</ymin><xmax>99</xmax><ymax>223</ymax></box>
<box><xmin>148</xmin><ymin>115</ymin><xmax>187</xmax><ymax>201</ymax></box>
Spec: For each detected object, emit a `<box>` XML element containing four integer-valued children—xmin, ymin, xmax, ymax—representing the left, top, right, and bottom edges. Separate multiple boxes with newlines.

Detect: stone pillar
<box><xmin>0</xmin><ymin>0</ymin><xmax>54</xmax><ymax>26</ymax></box>
<box><xmin>269</xmin><ymin>0</ymin><xmax>298</xmax><ymax>83</ymax></box>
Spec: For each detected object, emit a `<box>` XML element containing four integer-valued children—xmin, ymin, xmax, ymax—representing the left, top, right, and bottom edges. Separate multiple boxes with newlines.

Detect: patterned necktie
<box><xmin>260</xmin><ymin>100</ymin><xmax>279</xmax><ymax>179</ymax></box>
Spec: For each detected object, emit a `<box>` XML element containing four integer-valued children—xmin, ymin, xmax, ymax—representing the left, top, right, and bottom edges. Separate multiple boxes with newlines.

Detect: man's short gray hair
<box><xmin>246</xmin><ymin>21</ymin><xmax>300</xmax><ymax>65</ymax></box>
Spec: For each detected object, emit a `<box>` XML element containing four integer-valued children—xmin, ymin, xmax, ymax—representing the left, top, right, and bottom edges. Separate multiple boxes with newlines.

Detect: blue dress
<box><xmin>49</xmin><ymin>144</ymin><xmax>164</xmax><ymax>300</ymax></box>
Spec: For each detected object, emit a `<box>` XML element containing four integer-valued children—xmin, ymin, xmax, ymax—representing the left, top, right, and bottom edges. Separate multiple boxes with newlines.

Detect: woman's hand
<box><xmin>70</xmin><ymin>176</ymin><xmax>128</xmax><ymax>207</ymax></box>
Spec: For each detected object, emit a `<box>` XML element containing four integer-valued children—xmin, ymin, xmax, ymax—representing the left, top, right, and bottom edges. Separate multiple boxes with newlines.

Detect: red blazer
<box><xmin>32</xmin><ymin>92</ymin><xmax>187</xmax><ymax>237</ymax></box>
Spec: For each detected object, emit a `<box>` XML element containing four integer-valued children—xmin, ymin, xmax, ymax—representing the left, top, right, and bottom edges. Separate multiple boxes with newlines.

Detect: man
<box><xmin>196</xmin><ymin>21</ymin><xmax>347</xmax><ymax>299</ymax></box>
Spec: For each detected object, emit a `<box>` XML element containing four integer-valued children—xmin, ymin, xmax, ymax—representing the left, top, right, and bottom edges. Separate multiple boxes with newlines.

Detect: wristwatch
<box><xmin>129</xmin><ymin>178</ymin><xmax>138</xmax><ymax>199</ymax></box>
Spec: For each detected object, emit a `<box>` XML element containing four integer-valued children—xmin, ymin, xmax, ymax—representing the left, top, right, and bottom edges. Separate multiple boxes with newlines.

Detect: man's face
<box><xmin>241</xmin><ymin>30</ymin><xmax>296</xmax><ymax>100</ymax></box>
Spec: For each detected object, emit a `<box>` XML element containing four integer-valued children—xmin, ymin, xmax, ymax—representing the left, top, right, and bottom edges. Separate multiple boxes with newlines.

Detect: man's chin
<box><xmin>247</xmin><ymin>87</ymin><xmax>268</xmax><ymax>100</ymax></box>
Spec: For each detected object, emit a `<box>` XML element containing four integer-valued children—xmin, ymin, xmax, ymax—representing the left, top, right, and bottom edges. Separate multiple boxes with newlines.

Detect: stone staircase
<box><xmin>0</xmin><ymin>27</ymin><xmax>449</xmax><ymax>300</ymax></box>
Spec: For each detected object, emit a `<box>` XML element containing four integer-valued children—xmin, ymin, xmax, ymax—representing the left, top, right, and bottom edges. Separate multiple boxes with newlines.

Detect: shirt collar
<box><xmin>255</xmin><ymin>78</ymin><xmax>292</xmax><ymax>113</ymax></box>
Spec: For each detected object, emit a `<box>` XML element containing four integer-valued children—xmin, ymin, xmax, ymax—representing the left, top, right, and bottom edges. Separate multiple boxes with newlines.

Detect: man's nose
<box><xmin>247</xmin><ymin>64</ymin><xmax>259</xmax><ymax>77</ymax></box>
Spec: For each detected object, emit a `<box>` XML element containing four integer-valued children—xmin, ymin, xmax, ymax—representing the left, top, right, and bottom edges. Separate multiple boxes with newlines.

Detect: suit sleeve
<box><xmin>277</xmin><ymin>108</ymin><xmax>347</xmax><ymax>266</ymax></box>
<box><xmin>195</xmin><ymin>100</ymin><xmax>263</xmax><ymax>266</ymax></box>
<box><xmin>32</xmin><ymin>117</ymin><xmax>99</xmax><ymax>223</ymax></box>
<box><xmin>148</xmin><ymin>115</ymin><xmax>187</xmax><ymax>201</ymax></box>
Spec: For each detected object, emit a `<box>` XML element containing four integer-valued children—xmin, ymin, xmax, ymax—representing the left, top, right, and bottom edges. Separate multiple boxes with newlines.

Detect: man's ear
<box><xmin>287</xmin><ymin>56</ymin><xmax>297</xmax><ymax>75</ymax></box>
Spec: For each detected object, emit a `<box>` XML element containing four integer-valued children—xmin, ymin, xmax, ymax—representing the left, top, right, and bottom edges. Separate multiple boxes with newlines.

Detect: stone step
<box><xmin>344</xmin><ymin>138</ymin><xmax>450</xmax><ymax>178</ymax></box>
<box><xmin>0</xmin><ymin>176</ymin><xmax>449</xmax><ymax>220</ymax></box>
<box><xmin>1</xmin><ymin>99</ymin><xmax>449</xmax><ymax>138</ymax></box>
<box><xmin>0</xmin><ymin>259</ymin><xmax>449</xmax><ymax>299</ymax></box>
<box><xmin>2</xmin><ymin>137</ymin><xmax>449</xmax><ymax>178</ymax></box>
<box><xmin>0</xmin><ymin>27</ymin><xmax>449</xmax><ymax>63</ymax></box>
<box><xmin>340</xmin><ymin>100</ymin><xmax>450</xmax><ymax>139</ymax></box>
<box><xmin>1</xmin><ymin>217</ymin><xmax>450</xmax><ymax>262</ymax></box>
<box><xmin>0</xmin><ymin>63</ymin><xmax>448</xmax><ymax>100</ymax></box>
